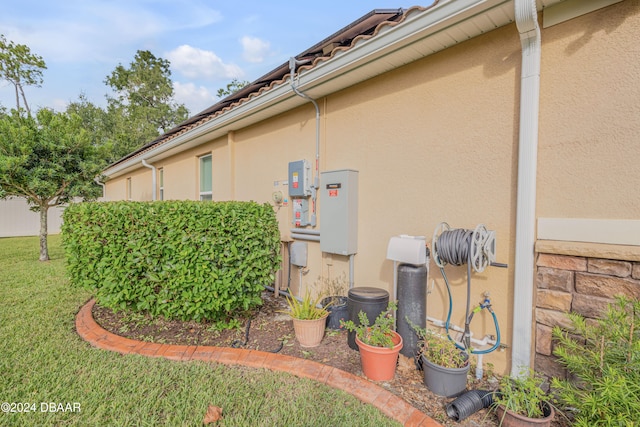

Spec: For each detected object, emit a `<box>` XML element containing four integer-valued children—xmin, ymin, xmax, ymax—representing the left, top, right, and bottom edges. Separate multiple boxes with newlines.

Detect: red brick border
<box><xmin>76</xmin><ymin>299</ymin><xmax>440</xmax><ymax>427</ymax></box>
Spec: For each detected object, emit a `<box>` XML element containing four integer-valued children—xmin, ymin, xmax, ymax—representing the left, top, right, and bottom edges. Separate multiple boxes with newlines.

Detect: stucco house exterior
<box><xmin>100</xmin><ymin>0</ymin><xmax>640</xmax><ymax>377</ymax></box>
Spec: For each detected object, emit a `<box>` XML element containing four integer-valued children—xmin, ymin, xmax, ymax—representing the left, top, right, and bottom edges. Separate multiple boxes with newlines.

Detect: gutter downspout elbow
<box><xmin>289</xmin><ymin>57</ymin><xmax>320</xmax><ymax>227</ymax></box>
<box><xmin>141</xmin><ymin>159</ymin><xmax>157</xmax><ymax>201</ymax></box>
<box><xmin>94</xmin><ymin>177</ymin><xmax>106</xmax><ymax>200</ymax></box>
<box><xmin>512</xmin><ymin>0</ymin><xmax>541</xmax><ymax>378</ymax></box>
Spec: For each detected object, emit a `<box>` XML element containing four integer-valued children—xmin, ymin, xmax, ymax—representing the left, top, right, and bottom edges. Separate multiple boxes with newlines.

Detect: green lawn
<box><xmin>0</xmin><ymin>235</ymin><xmax>400</xmax><ymax>426</ymax></box>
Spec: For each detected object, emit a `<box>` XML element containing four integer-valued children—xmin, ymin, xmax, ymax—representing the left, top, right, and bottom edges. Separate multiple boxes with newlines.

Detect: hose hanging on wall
<box><xmin>432</xmin><ymin>222</ymin><xmax>504</xmax><ymax>354</ymax></box>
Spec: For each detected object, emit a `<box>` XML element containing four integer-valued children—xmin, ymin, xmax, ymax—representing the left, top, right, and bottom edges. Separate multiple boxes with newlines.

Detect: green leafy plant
<box><xmin>493</xmin><ymin>370</ymin><xmax>551</xmax><ymax>420</ymax></box>
<box><xmin>283</xmin><ymin>290</ymin><xmax>329</xmax><ymax>320</ymax></box>
<box><xmin>408</xmin><ymin>319</ymin><xmax>468</xmax><ymax>369</ymax></box>
<box><xmin>62</xmin><ymin>200</ymin><xmax>281</xmax><ymax>323</ymax></box>
<box><xmin>551</xmin><ymin>296</ymin><xmax>640</xmax><ymax>426</ymax></box>
<box><xmin>341</xmin><ymin>301</ymin><xmax>398</xmax><ymax>348</ymax></box>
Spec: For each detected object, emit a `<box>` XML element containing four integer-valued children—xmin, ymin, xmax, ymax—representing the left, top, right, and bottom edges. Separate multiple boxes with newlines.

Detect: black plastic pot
<box><xmin>321</xmin><ymin>296</ymin><xmax>348</xmax><ymax>330</ymax></box>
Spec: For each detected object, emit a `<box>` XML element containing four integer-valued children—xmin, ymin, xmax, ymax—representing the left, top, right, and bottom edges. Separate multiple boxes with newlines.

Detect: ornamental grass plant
<box><xmin>283</xmin><ymin>289</ymin><xmax>329</xmax><ymax>320</ymax></box>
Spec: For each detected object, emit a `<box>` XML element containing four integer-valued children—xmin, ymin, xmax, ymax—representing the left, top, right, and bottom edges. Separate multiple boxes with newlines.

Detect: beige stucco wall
<box><xmin>107</xmin><ymin>167</ymin><xmax>152</xmax><ymax>201</ymax></box>
<box><xmin>538</xmin><ymin>0</ymin><xmax>640</xmax><ymax>219</ymax></box>
<box><xmin>103</xmin><ymin>1</ymin><xmax>639</xmax><ymax>375</ymax></box>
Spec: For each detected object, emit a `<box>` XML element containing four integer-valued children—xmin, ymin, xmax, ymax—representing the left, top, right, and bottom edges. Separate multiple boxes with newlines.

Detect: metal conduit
<box><xmin>290</xmin><ymin>228</ymin><xmax>321</xmax><ymax>236</ymax></box>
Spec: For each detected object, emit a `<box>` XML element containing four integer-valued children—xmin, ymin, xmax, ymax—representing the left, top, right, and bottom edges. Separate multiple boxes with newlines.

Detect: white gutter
<box><xmin>103</xmin><ymin>0</ymin><xmax>528</xmax><ymax>180</ymax></box>
<box><xmin>511</xmin><ymin>0</ymin><xmax>541</xmax><ymax>377</ymax></box>
<box><xmin>141</xmin><ymin>159</ymin><xmax>157</xmax><ymax>201</ymax></box>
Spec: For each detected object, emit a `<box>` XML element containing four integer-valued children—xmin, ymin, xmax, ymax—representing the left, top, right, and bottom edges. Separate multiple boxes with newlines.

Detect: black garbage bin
<box><xmin>347</xmin><ymin>287</ymin><xmax>389</xmax><ymax>350</ymax></box>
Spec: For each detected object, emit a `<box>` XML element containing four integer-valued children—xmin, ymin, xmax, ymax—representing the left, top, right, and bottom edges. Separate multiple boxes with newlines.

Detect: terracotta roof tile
<box><xmin>107</xmin><ymin>6</ymin><xmax>436</xmax><ymax>170</ymax></box>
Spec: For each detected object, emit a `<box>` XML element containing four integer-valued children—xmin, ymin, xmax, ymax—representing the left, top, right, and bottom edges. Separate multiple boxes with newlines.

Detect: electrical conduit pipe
<box><xmin>512</xmin><ymin>0</ymin><xmax>541</xmax><ymax>377</ymax></box>
<box><xmin>289</xmin><ymin>57</ymin><xmax>320</xmax><ymax>227</ymax></box>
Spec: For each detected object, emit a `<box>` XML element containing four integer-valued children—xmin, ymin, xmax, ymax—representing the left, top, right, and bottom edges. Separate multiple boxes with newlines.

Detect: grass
<box><xmin>0</xmin><ymin>235</ymin><xmax>401</xmax><ymax>427</ymax></box>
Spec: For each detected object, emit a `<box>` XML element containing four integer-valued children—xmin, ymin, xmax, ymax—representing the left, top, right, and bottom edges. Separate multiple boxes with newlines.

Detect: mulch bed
<box><xmin>91</xmin><ymin>290</ymin><xmax>570</xmax><ymax>427</ymax></box>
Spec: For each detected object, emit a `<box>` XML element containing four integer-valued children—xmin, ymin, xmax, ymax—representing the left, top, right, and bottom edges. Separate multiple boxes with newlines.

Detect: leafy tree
<box><xmin>0</xmin><ymin>109</ymin><xmax>103</xmax><ymax>261</ymax></box>
<box><xmin>104</xmin><ymin>50</ymin><xmax>189</xmax><ymax>160</ymax></box>
<box><xmin>66</xmin><ymin>93</ymin><xmax>117</xmax><ymax>164</ymax></box>
<box><xmin>216</xmin><ymin>78</ymin><xmax>250</xmax><ymax>98</ymax></box>
<box><xmin>0</xmin><ymin>34</ymin><xmax>46</xmax><ymax>116</ymax></box>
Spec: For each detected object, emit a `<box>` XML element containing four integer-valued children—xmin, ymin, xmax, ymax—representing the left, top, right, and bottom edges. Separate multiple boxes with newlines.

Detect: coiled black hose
<box><xmin>445</xmin><ymin>389</ymin><xmax>494</xmax><ymax>421</ymax></box>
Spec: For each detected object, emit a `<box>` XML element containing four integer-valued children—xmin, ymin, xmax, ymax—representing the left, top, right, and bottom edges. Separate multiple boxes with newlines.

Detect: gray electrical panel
<box><xmin>320</xmin><ymin>169</ymin><xmax>358</xmax><ymax>255</ymax></box>
<box><xmin>290</xmin><ymin>241</ymin><xmax>308</xmax><ymax>267</ymax></box>
<box><xmin>288</xmin><ymin>160</ymin><xmax>311</xmax><ymax>197</ymax></box>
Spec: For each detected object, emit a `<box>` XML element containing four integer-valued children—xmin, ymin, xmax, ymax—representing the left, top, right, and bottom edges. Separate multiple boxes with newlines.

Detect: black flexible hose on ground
<box><xmin>445</xmin><ymin>389</ymin><xmax>494</xmax><ymax>421</ymax></box>
<box><xmin>231</xmin><ymin>319</ymin><xmax>252</xmax><ymax>348</ymax></box>
<box><xmin>230</xmin><ymin>318</ymin><xmax>283</xmax><ymax>353</ymax></box>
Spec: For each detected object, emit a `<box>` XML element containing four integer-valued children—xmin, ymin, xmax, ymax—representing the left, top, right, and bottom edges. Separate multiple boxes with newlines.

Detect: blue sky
<box><xmin>0</xmin><ymin>1</ymin><xmax>419</xmax><ymax>115</ymax></box>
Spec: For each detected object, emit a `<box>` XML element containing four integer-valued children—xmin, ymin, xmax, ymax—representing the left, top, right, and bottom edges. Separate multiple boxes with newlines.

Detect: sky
<box><xmin>0</xmin><ymin>1</ymin><xmax>419</xmax><ymax>116</ymax></box>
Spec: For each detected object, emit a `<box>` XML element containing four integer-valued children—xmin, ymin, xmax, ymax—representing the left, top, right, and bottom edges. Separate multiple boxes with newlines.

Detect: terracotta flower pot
<box><xmin>495</xmin><ymin>402</ymin><xmax>554</xmax><ymax>427</ymax></box>
<box><xmin>355</xmin><ymin>331</ymin><xmax>403</xmax><ymax>381</ymax></box>
<box><xmin>292</xmin><ymin>313</ymin><xmax>329</xmax><ymax>348</ymax></box>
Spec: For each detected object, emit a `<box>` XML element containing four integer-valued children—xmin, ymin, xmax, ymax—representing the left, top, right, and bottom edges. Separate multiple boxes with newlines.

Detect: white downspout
<box><xmin>512</xmin><ymin>0</ymin><xmax>541</xmax><ymax>377</ymax></box>
<box><xmin>94</xmin><ymin>177</ymin><xmax>106</xmax><ymax>200</ymax></box>
<box><xmin>141</xmin><ymin>159</ymin><xmax>157</xmax><ymax>201</ymax></box>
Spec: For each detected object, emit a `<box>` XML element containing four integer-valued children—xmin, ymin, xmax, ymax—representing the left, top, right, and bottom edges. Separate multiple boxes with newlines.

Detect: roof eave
<box><xmin>103</xmin><ymin>0</ymin><xmax>563</xmax><ymax>180</ymax></box>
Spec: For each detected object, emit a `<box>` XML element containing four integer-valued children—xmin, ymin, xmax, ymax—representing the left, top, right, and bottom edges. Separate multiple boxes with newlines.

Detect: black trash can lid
<box><xmin>348</xmin><ymin>287</ymin><xmax>389</xmax><ymax>303</ymax></box>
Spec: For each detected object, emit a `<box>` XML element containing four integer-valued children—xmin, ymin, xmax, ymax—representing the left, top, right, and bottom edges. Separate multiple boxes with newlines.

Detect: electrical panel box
<box><xmin>290</xmin><ymin>241</ymin><xmax>308</xmax><ymax>267</ymax></box>
<box><xmin>288</xmin><ymin>160</ymin><xmax>311</xmax><ymax>197</ymax></box>
<box><xmin>292</xmin><ymin>198</ymin><xmax>310</xmax><ymax>227</ymax></box>
<box><xmin>320</xmin><ymin>169</ymin><xmax>358</xmax><ymax>255</ymax></box>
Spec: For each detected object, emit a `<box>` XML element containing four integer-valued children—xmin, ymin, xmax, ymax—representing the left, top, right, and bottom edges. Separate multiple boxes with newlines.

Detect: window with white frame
<box><xmin>199</xmin><ymin>154</ymin><xmax>212</xmax><ymax>201</ymax></box>
<box><xmin>159</xmin><ymin>168</ymin><xmax>164</xmax><ymax>201</ymax></box>
<box><xmin>126</xmin><ymin>177</ymin><xmax>132</xmax><ymax>201</ymax></box>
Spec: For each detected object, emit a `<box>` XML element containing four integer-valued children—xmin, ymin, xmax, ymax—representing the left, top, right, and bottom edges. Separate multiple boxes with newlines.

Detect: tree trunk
<box><xmin>18</xmin><ymin>83</ymin><xmax>31</xmax><ymax>117</ymax></box>
<box><xmin>39</xmin><ymin>205</ymin><xmax>49</xmax><ymax>262</ymax></box>
<box><xmin>14</xmin><ymin>84</ymin><xmax>20</xmax><ymax>111</ymax></box>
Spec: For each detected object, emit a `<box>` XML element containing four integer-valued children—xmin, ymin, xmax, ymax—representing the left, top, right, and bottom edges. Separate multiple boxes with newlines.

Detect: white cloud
<box><xmin>173</xmin><ymin>81</ymin><xmax>217</xmax><ymax>113</ymax></box>
<box><xmin>166</xmin><ymin>45</ymin><xmax>244</xmax><ymax>80</ymax></box>
<box><xmin>0</xmin><ymin>1</ymin><xmax>223</xmax><ymax>63</ymax></box>
<box><xmin>240</xmin><ymin>36</ymin><xmax>271</xmax><ymax>63</ymax></box>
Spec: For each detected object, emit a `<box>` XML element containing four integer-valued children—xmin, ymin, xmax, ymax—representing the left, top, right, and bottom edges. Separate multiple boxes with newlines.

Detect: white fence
<box><xmin>0</xmin><ymin>198</ymin><xmax>65</xmax><ymax>237</ymax></box>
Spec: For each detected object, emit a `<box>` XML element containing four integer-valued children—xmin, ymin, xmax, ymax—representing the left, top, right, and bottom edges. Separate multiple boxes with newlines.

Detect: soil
<box><xmin>91</xmin><ymin>291</ymin><xmax>570</xmax><ymax>427</ymax></box>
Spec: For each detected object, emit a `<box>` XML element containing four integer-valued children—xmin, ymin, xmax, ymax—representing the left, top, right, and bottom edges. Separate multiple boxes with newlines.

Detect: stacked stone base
<box><xmin>534</xmin><ymin>246</ymin><xmax>640</xmax><ymax>378</ymax></box>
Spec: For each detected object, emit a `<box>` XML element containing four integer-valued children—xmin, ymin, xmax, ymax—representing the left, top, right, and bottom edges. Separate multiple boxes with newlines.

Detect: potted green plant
<box><xmin>492</xmin><ymin>370</ymin><xmax>554</xmax><ymax>426</ymax></box>
<box><xmin>413</xmin><ymin>323</ymin><xmax>470</xmax><ymax>397</ymax></box>
<box><xmin>283</xmin><ymin>290</ymin><xmax>329</xmax><ymax>348</ymax></box>
<box><xmin>341</xmin><ymin>301</ymin><xmax>403</xmax><ymax>381</ymax></box>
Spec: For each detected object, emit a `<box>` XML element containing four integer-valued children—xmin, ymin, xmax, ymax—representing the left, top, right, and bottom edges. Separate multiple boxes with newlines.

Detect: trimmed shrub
<box><xmin>62</xmin><ymin>201</ymin><xmax>281</xmax><ymax>322</ymax></box>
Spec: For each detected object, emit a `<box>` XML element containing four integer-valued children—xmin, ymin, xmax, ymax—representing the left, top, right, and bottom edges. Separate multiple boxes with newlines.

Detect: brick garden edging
<box><xmin>76</xmin><ymin>299</ymin><xmax>441</xmax><ymax>427</ymax></box>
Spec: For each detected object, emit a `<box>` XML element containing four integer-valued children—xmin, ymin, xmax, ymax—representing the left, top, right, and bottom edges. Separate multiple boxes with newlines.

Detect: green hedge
<box><xmin>62</xmin><ymin>201</ymin><xmax>281</xmax><ymax>322</ymax></box>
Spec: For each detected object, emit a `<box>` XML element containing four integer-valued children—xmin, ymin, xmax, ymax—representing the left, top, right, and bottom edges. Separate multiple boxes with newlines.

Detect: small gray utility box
<box><xmin>320</xmin><ymin>169</ymin><xmax>358</xmax><ymax>255</ymax></box>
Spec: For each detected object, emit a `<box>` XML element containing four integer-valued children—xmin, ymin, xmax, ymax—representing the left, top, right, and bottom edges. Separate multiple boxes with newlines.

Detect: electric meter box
<box><xmin>288</xmin><ymin>160</ymin><xmax>311</xmax><ymax>197</ymax></box>
<box><xmin>320</xmin><ymin>169</ymin><xmax>358</xmax><ymax>255</ymax></box>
